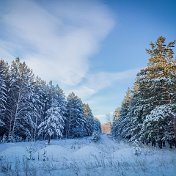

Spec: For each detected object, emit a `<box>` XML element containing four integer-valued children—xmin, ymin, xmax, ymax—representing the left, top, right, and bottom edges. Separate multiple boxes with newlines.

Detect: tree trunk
<box><xmin>11</xmin><ymin>90</ymin><xmax>21</xmax><ymax>139</ymax></box>
<box><xmin>33</xmin><ymin>110</ymin><xmax>38</xmax><ymax>142</ymax></box>
<box><xmin>48</xmin><ymin>135</ymin><xmax>51</xmax><ymax>145</ymax></box>
<box><xmin>174</xmin><ymin>116</ymin><xmax>176</xmax><ymax>141</ymax></box>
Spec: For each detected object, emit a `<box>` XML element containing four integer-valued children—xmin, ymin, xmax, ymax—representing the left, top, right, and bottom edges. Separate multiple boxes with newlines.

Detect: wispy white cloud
<box><xmin>0</xmin><ymin>41</ymin><xmax>17</xmax><ymax>60</ymax></box>
<box><xmin>1</xmin><ymin>0</ymin><xmax>115</xmax><ymax>85</ymax></box>
<box><xmin>71</xmin><ymin>68</ymin><xmax>139</xmax><ymax>122</ymax></box>
<box><xmin>96</xmin><ymin>112</ymin><xmax>113</xmax><ymax>123</ymax></box>
<box><xmin>72</xmin><ymin>68</ymin><xmax>140</xmax><ymax>99</ymax></box>
<box><xmin>96</xmin><ymin>114</ymin><xmax>107</xmax><ymax>123</ymax></box>
<box><xmin>0</xmin><ymin>0</ymin><xmax>139</xmax><ymax>122</ymax></box>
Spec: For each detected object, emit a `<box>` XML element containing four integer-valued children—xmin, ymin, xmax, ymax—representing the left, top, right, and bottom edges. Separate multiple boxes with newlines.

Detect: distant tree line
<box><xmin>112</xmin><ymin>36</ymin><xmax>176</xmax><ymax>148</ymax></box>
<box><xmin>0</xmin><ymin>58</ymin><xmax>101</xmax><ymax>144</ymax></box>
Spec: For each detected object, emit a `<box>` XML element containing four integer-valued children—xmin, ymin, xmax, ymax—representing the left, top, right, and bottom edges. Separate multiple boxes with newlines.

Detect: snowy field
<box><xmin>0</xmin><ymin>135</ymin><xmax>176</xmax><ymax>176</ymax></box>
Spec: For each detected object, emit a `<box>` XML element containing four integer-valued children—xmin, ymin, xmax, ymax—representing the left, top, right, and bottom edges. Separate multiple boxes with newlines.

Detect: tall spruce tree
<box><xmin>0</xmin><ymin>60</ymin><xmax>8</xmax><ymax>137</ymax></box>
<box><xmin>113</xmin><ymin>88</ymin><xmax>132</xmax><ymax>138</ymax></box>
<box><xmin>83</xmin><ymin>104</ymin><xmax>94</xmax><ymax>136</ymax></box>
<box><xmin>113</xmin><ymin>36</ymin><xmax>176</xmax><ymax>148</ymax></box>
<box><xmin>38</xmin><ymin>101</ymin><xmax>64</xmax><ymax>144</ymax></box>
<box><xmin>112</xmin><ymin>107</ymin><xmax>120</xmax><ymax>136</ymax></box>
<box><xmin>65</xmin><ymin>93</ymin><xmax>86</xmax><ymax>138</ymax></box>
<box><xmin>138</xmin><ymin>36</ymin><xmax>176</xmax><ymax>147</ymax></box>
<box><xmin>6</xmin><ymin>58</ymin><xmax>35</xmax><ymax>141</ymax></box>
<box><xmin>31</xmin><ymin>77</ymin><xmax>47</xmax><ymax>141</ymax></box>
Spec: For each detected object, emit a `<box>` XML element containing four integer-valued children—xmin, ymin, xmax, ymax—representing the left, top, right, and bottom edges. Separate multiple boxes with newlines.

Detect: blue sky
<box><xmin>0</xmin><ymin>0</ymin><xmax>176</xmax><ymax>123</ymax></box>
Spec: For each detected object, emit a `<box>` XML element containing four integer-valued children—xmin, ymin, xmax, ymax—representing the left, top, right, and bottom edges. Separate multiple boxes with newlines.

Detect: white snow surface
<box><xmin>0</xmin><ymin>135</ymin><xmax>176</xmax><ymax>176</ymax></box>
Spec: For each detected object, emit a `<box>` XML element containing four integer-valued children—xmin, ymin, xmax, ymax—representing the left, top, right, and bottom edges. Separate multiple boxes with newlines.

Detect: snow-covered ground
<box><xmin>0</xmin><ymin>135</ymin><xmax>176</xmax><ymax>176</ymax></box>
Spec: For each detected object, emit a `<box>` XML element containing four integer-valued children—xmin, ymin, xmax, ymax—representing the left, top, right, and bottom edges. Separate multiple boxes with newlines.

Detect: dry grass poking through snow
<box><xmin>0</xmin><ymin>135</ymin><xmax>176</xmax><ymax>176</ymax></box>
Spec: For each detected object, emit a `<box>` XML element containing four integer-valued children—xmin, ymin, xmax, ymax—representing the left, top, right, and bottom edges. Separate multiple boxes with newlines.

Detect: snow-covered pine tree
<box><xmin>38</xmin><ymin>101</ymin><xmax>64</xmax><ymax>144</ymax></box>
<box><xmin>50</xmin><ymin>84</ymin><xmax>67</xmax><ymax>138</ymax></box>
<box><xmin>138</xmin><ymin>36</ymin><xmax>176</xmax><ymax>146</ymax></box>
<box><xmin>114</xmin><ymin>37</ymin><xmax>176</xmax><ymax>148</ymax></box>
<box><xmin>83</xmin><ymin>103</ymin><xmax>94</xmax><ymax>136</ymax></box>
<box><xmin>113</xmin><ymin>88</ymin><xmax>132</xmax><ymax>138</ymax></box>
<box><xmin>92</xmin><ymin>118</ymin><xmax>101</xmax><ymax>142</ymax></box>
<box><xmin>37</xmin><ymin>81</ymin><xmax>66</xmax><ymax>143</ymax></box>
<box><xmin>54</xmin><ymin>85</ymin><xmax>67</xmax><ymax>126</ymax></box>
<box><xmin>113</xmin><ymin>107</ymin><xmax>121</xmax><ymax>121</ymax></box>
<box><xmin>139</xmin><ymin>104</ymin><xmax>176</xmax><ymax>148</ymax></box>
<box><xmin>31</xmin><ymin>77</ymin><xmax>47</xmax><ymax>141</ymax></box>
<box><xmin>6</xmin><ymin>58</ymin><xmax>35</xmax><ymax>141</ymax></box>
<box><xmin>145</xmin><ymin>37</ymin><xmax>176</xmax><ymax>107</ymax></box>
<box><xmin>65</xmin><ymin>92</ymin><xmax>86</xmax><ymax>138</ymax></box>
<box><xmin>0</xmin><ymin>60</ymin><xmax>8</xmax><ymax>138</ymax></box>
<box><xmin>35</xmin><ymin>81</ymin><xmax>55</xmax><ymax>140</ymax></box>
<box><xmin>93</xmin><ymin>118</ymin><xmax>101</xmax><ymax>133</ymax></box>
<box><xmin>0</xmin><ymin>60</ymin><xmax>7</xmax><ymax>115</ymax></box>
<box><xmin>126</xmin><ymin>80</ymin><xmax>146</xmax><ymax>142</ymax></box>
<box><xmin>112</xmin><ymin>107</ymin><xmax>120</xmax><ymax>136</ymax></box>
<box><xmin>122</xmin><ymin>66</ymin><xmax>155</xmax><ymax>142</ymax></box>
